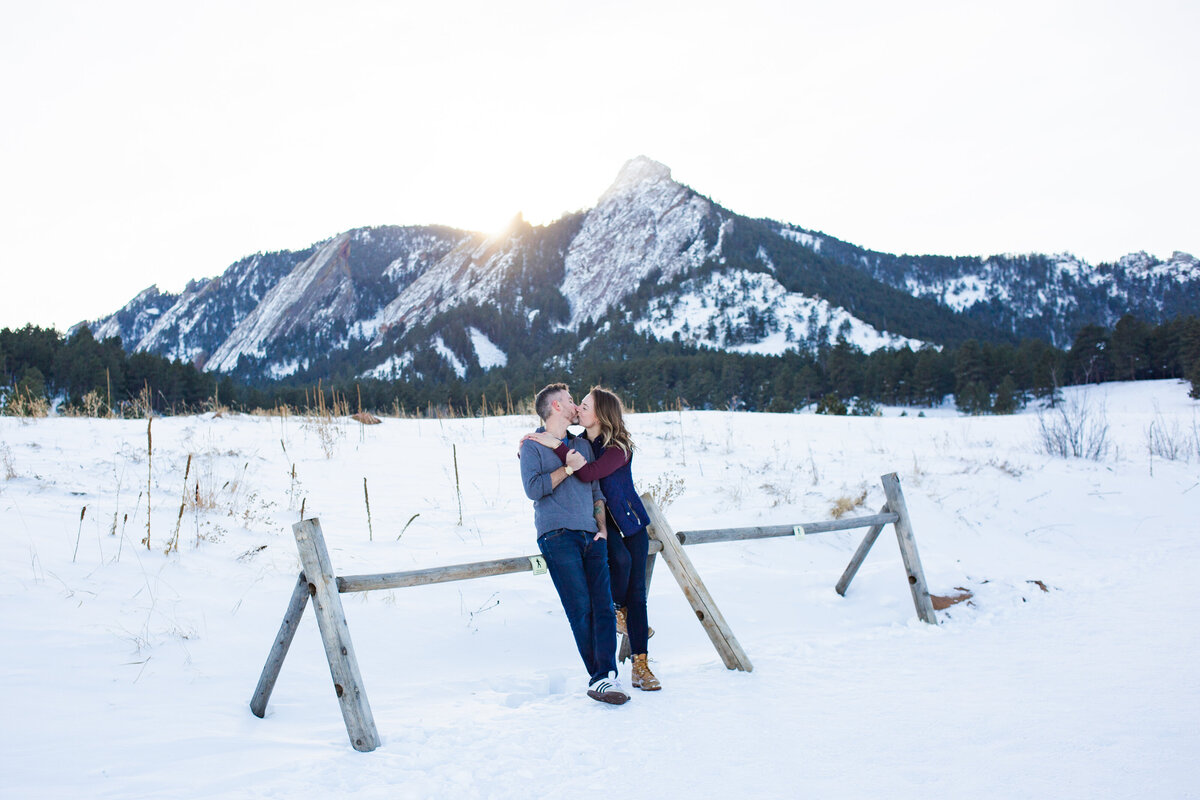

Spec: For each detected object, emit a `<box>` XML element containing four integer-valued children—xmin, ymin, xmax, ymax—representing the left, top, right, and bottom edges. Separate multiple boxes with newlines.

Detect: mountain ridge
<box><xmin>86</xmin><ymin>156</ymin><xmax>1200</xmax><ymax>384</ymax></box>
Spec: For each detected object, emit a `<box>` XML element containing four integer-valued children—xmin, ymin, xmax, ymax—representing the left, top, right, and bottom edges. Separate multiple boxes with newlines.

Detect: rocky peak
<box><xmin>1117</xmin><ymin>251</ymin><xmax>1155</xmax><ymax>271</ymax></box>
<box><xmin>563</xmin><ymin>158</ymin><xmax>716</xmax><ymax>328</ymax></box>
<box><xmin>598</xmin><ymin>156</ymin><xmax>675</xmax><ymax>204</ymax></box>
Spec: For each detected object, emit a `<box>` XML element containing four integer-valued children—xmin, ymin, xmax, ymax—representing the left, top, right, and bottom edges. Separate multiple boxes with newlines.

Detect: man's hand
<box><xmin>565</xmin><ymin>449</ymin><xmax>586</xmax><ymax>470</ymax></box>
<box><xmin>593</xmin><ymin>500</ymin><xmax>607</xmax><ymax>541</ymax></box>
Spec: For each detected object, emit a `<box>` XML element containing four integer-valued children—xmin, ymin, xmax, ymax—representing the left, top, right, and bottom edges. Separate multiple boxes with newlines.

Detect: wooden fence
<box><xmin>250</xmin><ymin>471</ymin><xmax>934</xmax><ymax>752</ymax></box>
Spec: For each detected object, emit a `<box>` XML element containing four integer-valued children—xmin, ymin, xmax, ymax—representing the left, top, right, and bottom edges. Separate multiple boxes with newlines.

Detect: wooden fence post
<box><xmin>878</xmin><ymin>473</ymin><xmax>937</xmax><ymax>624</ymax></box>
<box><xmin>250</xmin><ymin>572</ymin><xmax>310</xmax><ymax>718</ymax></box>
<box><xmin>642</xmin><ymin>495</ymin><xmax>752</xmax><ymax>672</ymax></box>
<box><xmin>834</xmin><ymin>504</ymin><xmax>890</xmax><ymax>597</ymax></box>
<box><xmin>293</xmin><ymin>518</ymin><xmax>381</xmax><ymax>752</ymax></box>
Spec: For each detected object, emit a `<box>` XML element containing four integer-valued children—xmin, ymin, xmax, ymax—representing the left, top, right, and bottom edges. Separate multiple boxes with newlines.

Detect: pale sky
<box><xmin>2</xmin><ymin>0</ymin><xmax>1197</xmax><ymax>332</ymax></box>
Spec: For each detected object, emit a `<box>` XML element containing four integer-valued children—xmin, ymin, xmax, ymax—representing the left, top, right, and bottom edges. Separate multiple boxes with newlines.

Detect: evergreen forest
<box><xmin>3</xmin><ymin>314</ymin><xmax>1199</xmax><ymax>418</ymax></box>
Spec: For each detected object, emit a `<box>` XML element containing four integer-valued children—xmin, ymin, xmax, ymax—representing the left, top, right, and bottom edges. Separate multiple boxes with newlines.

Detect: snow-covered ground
<box><xmin>2</xmin><ymin>380</ymin><xmax>1198</xmax><ymax>799</ymax></box>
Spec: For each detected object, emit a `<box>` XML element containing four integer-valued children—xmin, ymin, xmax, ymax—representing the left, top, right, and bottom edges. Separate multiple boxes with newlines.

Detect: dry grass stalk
<box><xmin>363</xmin><ymin>477</ymin><xmax>374</xmax><ymax>541</ymax></box>
<box><xmin>129</xmin><ymin>382</ymin><xmax>153</xmax><ymax>419</ymax></box>
<box><xmin>830</xmin><ymin>486</ymin><xmax>869</xmax><ymax>519</ymax></box>
<box><xmin>301</xmin><ymin>380</ymin><xmax>349</xmax><ymax>458</ymax></box>
<box><xmin>251</xmin><ymin>404</ymin><xmax>296</xmax><ymax>417</ymax></box>
<box><xmin>72</xmin><ymin>506</ymin><xmax>86</xmax><ymax>563</ymax></box>
<box><xmin>397</xmin><ymin>512</ymin><xmax>420</xmax><ymax>540</ymax></box>
<box><xmin>206</xmin><ymin>384</ymin><xmax>229</xmax><ymax>416</ymax></box>
<box><xmin>165</xmin><ymin>454</ymin><xmax>193</xmax><ymax>553</ymax></box>
<box><xmin>142</xmin><ymin>417</ymin><xmax>152</xmax><ymax>550</ymax></box>
<box><xmin>4</xmin><ymin>389</ymin><xmax>50</xmax><ymax>418</ymax></box>
<box><xmin>453</xmin><ymin>444</ymin><xmax>463</xmax><ymax>526</ymax></box>
<box><xmin>59</xmin><ymin>390</ymin><xmax>109</xmax><ymax>418</ymax></box>
<box><xmin>1</xmin><ymin>443</ymin><xmax>15</xmax><ymax>480</ymax></box>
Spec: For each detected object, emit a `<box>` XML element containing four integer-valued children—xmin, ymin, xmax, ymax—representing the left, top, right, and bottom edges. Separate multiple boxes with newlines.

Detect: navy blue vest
<box><xmin>590</xmin><ymin>436</ymin><xmax>651</xmax><ymax>537</ymax></box>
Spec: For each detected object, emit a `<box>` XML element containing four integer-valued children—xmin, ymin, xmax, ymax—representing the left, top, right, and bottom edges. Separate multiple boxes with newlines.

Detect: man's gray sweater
<box><xmin>519</xmin><ymin>434</ymin><xmax>605</xmax><ymax>537</ymax></box>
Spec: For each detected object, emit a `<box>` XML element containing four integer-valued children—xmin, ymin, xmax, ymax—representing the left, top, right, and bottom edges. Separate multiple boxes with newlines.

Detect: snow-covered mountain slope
<box><xmin>369</xmin><ymin>222</ymin><xmax>525</xmax><ymax>340</ymax></box>
<box><xmin>776</xmin><ymin>224</ymin><xmax>1200</xmax><ymax>346</ymax></box>
<box><xmin>92</xmin><ymin>227</ymin><xmax>462</xmax><ymax>373</ymax></box>
<box><xmin>91</xmin><ymin>284</ymin><xmax>177</xmax><ymax>351</ymax></box>
<box><xmin>561</xmin><ymin>157</ymin><xmax>722</xmax><ymax>328</ymax></box>
<box><xmin>205</xmin><ymin>234</ymin><xmax>359</xmax><ymax>373</ymax></box>
<box><xmin>94</xmin><ymin>248</ymin><xmax>306</xmax><ymax>365</ymax></box>
<box><xmin>636</xmin><ymin>268</ymin><xmax>923</xmax><ymax>355</ymax></box>
<box><xmin>85</xmin><ymin>158</ymin><xmax>1200</xmax><ymax>382</ymax></box>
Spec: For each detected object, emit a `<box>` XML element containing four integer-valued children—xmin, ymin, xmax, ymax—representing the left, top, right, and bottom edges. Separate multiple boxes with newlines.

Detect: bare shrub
<box><xmin>1146</xmin><ymin>412</ymin><xmax>1185</xmax><ymax>461</ymax></box>
<box><xmin>643</xmin><ymin>471</ymin><xmax>685</xmax><ymax>509</ymax></box>
<box><xmin>1145</xmin><ymin>406</ymin><xmax>1199</xmax><ymax>463</ymax></box>
<box><xmin>1036</xmin><ymin>392</ymin><xmax>1110</xmax><ymax>460</ymax></box>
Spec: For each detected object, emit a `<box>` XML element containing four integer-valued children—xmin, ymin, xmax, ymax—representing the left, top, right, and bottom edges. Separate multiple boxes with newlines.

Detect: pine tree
<box><xmin>992</xmin><ymin>375</ymin><xmax>1021</xmax><ymax>414</ymax></box>
<box><xmin>954</xmin><ymin>340</ymin><xmax>989</xmax><ymax>413</ymax></box>
<box><xmin>1108</xmin><ymin>315</ymin><xmax>1149</xmax><ymax>381</ymax></box>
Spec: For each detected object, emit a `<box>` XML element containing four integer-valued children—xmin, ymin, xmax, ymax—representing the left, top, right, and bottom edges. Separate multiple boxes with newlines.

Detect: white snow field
<box><xmin>1</xmin><ymin>380</ymin><xmax>1197</xmax><ymax>799</ymax></box>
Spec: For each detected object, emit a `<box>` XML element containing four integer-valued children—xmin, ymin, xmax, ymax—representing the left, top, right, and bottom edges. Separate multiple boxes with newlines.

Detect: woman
<box><xmin>523</xmin><ymin>386</ymin><xmax>661</xmax><ymax>691</ymax></box>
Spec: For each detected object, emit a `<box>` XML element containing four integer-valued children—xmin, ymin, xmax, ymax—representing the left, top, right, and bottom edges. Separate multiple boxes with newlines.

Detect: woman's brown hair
<box><xmin>589</xmin><ymin>386</ymin><xmax>635</xmax><ymax>457</ymax></box>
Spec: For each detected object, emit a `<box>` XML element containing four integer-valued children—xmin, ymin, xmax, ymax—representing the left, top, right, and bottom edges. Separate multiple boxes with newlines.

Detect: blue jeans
<box><xmin>606</xmin><ymin>527</ymin><xmax>650</xmax><ymax>654</ymax></box>
<box><xmin>537</xmin><ymin>528</ymin><xmax>618</xmax><ymax>684</ymax></box>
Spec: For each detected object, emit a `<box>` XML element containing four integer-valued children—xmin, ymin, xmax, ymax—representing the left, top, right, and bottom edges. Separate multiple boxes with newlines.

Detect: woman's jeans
<box><xmin>537</xmin><ymin>528</ymin><xmax>617</xmax><ymax>684</ymax></box>
<box><xmin>606</xmin><ymin>527</ymin><xmax>650</xmax><ymax>654</ymax></box>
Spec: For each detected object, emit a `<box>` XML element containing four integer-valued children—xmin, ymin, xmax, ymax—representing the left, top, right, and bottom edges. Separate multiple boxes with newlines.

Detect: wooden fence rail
<box><xmin>675</xmin><ymin>512</ymin><xmax>900</xmax><ymax>545</ymax></box>
<box><xmin>250</xmin><ymin>471</ymin><xmax>934</xmax><ymax>752</ymax></box>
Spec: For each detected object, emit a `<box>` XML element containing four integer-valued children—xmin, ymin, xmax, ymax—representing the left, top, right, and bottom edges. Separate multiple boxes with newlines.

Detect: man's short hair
<box><xmin>535</xmin><ymin>382</ymin><xmax>569</xmax><ymax>422</ymax></box>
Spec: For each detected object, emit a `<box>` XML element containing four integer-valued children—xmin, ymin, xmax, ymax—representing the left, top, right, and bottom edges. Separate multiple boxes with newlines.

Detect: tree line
<box><xmin>3</xmin><ymin>314</ymin><xmax>1199</xmax><ymax>417</ymax></box>
<box><xmin>0</xmin><ymin>324</ymin><xmax>234</xmax><ymax>414</ymax></box>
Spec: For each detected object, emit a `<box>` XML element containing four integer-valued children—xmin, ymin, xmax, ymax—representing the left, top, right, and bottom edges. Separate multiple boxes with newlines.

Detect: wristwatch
<box><xmin>564</xmin><ymin>465</ymin><xmax>575</xmax><ymax>476</ymax></box>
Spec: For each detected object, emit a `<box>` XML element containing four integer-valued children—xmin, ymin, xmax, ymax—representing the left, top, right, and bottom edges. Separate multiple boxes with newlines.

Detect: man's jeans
<box><xmin>537</xmin><ymin>528</ymin><xmax>617</xmax><ymax>684</ymax></box>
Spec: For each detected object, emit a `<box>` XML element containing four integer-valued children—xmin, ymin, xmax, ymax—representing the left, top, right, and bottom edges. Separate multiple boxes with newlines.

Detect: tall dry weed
<box><xmin>1</xmin><ymin>443</ymin><xmax>15</xmax><ymax>479</ymax></box>
<box><xmin>4</xmin><ymin>389</ymin><xmax>50</xmax><ymax>418</ymax></box>
<box><xmin>302</xmin><ymin>382</ymin><xmax>347</xmax><ymax>458</ymax></box>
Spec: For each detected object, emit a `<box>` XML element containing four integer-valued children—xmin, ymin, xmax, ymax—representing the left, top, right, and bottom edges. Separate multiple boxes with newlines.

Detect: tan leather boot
<box><xmin>615</xmin><ymin>606</ymin><xmax>654</xmax><ymax>639</ymax></box>
<box><xmin>631</xmin><ymin>654</ymin><xmax>661</xmax><ymax>691</ymax></box>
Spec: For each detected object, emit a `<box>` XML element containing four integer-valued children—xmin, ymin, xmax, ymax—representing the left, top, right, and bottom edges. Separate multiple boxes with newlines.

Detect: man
<box><xmin>519</xmin><ymin>382</ymin><xmax>628</xmax><ymax>705</ymax></box>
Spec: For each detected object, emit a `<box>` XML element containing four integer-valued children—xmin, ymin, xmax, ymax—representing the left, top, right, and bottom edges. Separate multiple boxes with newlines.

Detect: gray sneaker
<box><xmin>587</xmin><ymin>672</ymin><xmax>629</xmax><ymax>705</ymax></box>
